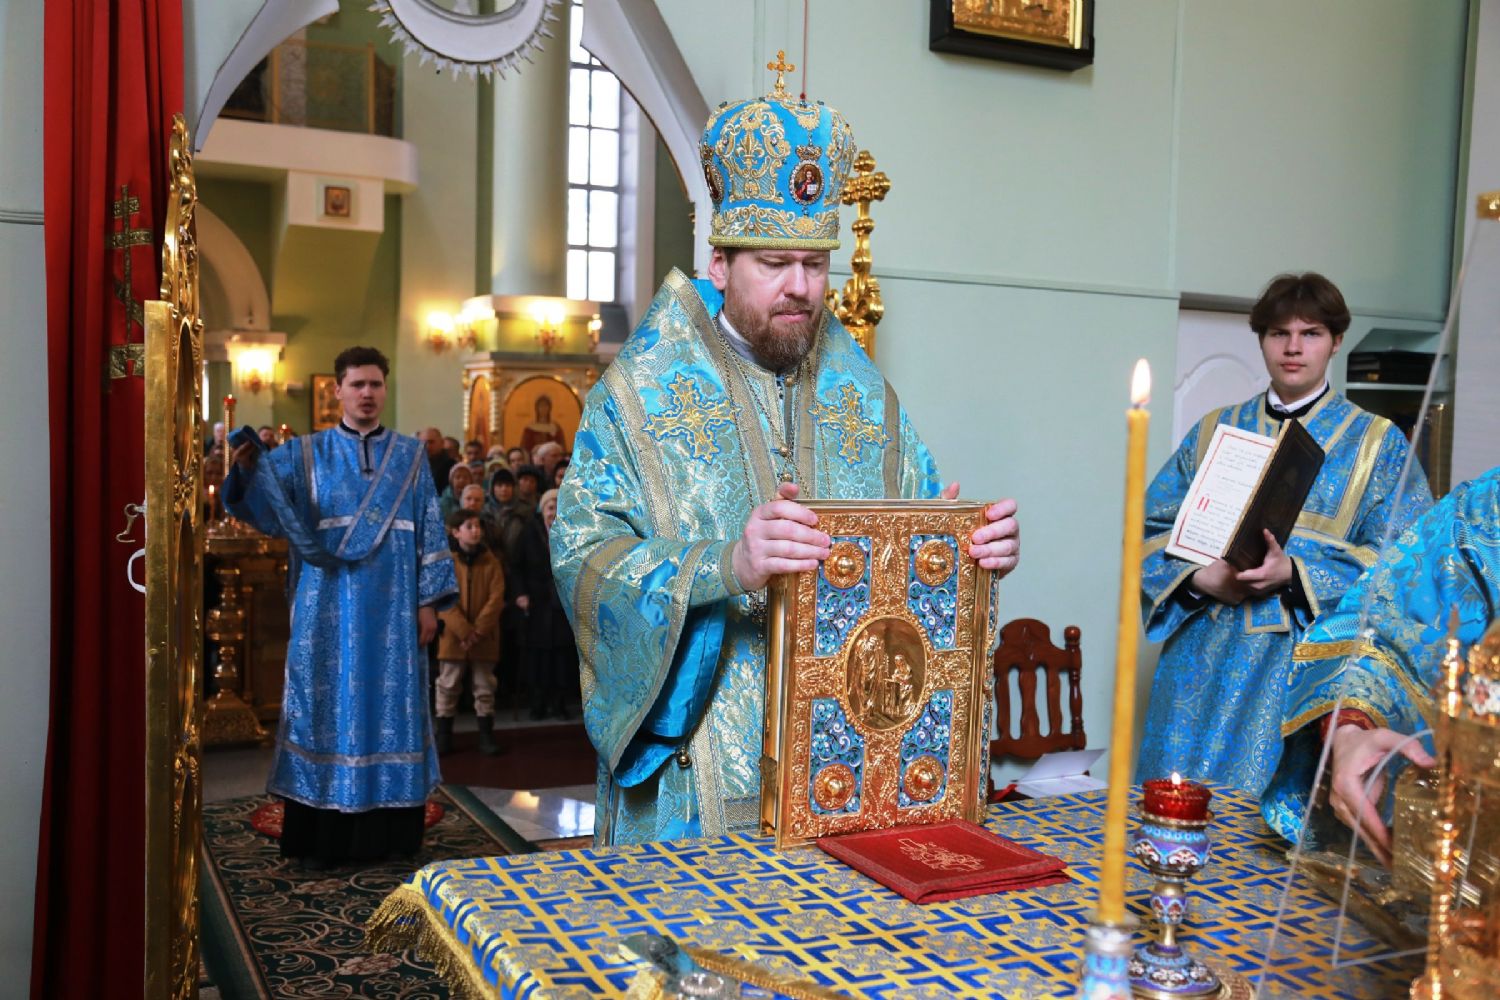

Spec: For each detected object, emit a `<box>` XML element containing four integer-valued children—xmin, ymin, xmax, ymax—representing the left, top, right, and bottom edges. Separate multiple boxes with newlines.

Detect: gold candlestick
<box><xmin>1099</xmin><ymin>359</ymin><xmax>1151</xmax><ymax>925</ymax></box>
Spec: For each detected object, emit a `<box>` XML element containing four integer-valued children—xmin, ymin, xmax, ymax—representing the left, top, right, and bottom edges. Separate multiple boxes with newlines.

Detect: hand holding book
<box><xmin>1166</xmin><ymin>420</ymin><xmax>1325</xmax><ymax>572</ymax></box>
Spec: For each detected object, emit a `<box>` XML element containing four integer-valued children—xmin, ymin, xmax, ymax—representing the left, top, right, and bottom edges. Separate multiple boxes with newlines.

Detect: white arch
<box><xmin>197</xmin><ymin>204</ymin><xmax>271</xmax><ymax>333</ymax></box>
<box><xmin>189</xmin><ymin>0</ymin><xmax>339</xmax><ymax>148</ymax></box>
<box><xmin>581</xmin><ymin>0</ymin><xmax>712</xmax><ymax>272</ymax></box>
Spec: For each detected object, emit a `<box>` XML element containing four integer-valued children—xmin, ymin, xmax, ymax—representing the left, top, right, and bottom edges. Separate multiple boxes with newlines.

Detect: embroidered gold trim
<box><xmin>1282</xmin><ymin>695</ymin><xmax>1391</xmax><ymax>738</ymax></box>
<box><xmin>574</xmin><ymin>534</ymin><xmax>640</xmax><ymax>699</ymax></box>
<box><xmin>1242</xmin><ymin>597</ymin><xmax>1290</xmax><ymax>635</ymax></box>
<box><xmin>1298</xmin><ymin>415</ymin><xmax>1388</xmax><ymax>539</ymax></box>
<box><xmin>881</xmin><ymin>378</ymin><xmax>901</xmax><ymax>497</ymax></box>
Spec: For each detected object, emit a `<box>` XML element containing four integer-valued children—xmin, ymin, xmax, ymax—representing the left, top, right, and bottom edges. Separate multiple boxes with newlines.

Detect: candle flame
<box><xmin>1170</xmin><ymin>771</ymin><xmax>1181</xmax><ymax>786</ymax></box>
<box><xmin>1131</xmin><ymin>359</ymin><xmax>1151</xmax><ymax>407</ymax></box>
<box><xmin>208</xmin><ymin>485</ymin><xmax>216</xmax><ymax>495</ymax></box>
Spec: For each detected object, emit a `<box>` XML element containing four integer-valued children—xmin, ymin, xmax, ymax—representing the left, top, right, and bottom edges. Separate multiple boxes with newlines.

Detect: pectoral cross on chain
<box><xmin>107</xmin><ymin>183</ymin><xmax>152</xmax><ymax>380</ymax></box>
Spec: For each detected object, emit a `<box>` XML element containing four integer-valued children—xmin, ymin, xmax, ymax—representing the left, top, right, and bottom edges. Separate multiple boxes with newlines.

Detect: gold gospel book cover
<box><xmin>760</xmin><ymin>500</ymin><xmax>1001</xmax><ymax>849</ymax></box>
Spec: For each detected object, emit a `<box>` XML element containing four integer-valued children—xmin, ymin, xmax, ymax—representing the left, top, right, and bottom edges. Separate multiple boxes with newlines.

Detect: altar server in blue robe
<box><xmin>1138</xmin><ymin>273</ymin><xmax>1431</xmax><ymax>795</ymax></box>
<box><xmin>1262</xmin><ymin>466</ymin><xmax>1500</xmax><ymax>861</ymax></box>
<box><xmin>551</xmin><ymin>63</ymin><xmax>1021</xmax><ymax>847</ymax></box>
<box><xmin>226</xmin><ymin>346</ymin><xmax>457</xmax><ymax>863</ymax></box>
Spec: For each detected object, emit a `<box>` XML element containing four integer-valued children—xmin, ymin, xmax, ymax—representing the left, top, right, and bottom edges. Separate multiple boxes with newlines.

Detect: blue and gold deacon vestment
<box><xmin>551</xmin><ymin>271</ymin><xmax>942</xmax><ymax>846</ymax></box>
<box><xmin>1137</xmin><ymin>392</ymin><xmax>1431</xmax><ymax>794</ymax></box>
<box><xmin>225</xmin><ymin>424</ymin><xmax>457</xmax><ymax>813</ymax></box>
<box><xmin>1262</xmin><ymin>466</ymin><xmax>1500</xmax><ymax>843</ymax></box>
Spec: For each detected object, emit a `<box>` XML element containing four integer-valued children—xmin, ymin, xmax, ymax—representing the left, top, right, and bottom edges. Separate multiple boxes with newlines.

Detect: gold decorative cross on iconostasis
<box><xmin>767</xmin><ymin>50</ymin><xmax>795</xmax><ymax>100</ymax></box>
<box><xmin>107</xmin><ymin>182</ymin><xmax>152</xmax><ymax>380</ymax></box>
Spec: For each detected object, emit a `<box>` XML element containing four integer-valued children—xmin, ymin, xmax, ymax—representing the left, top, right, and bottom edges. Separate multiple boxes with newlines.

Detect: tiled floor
<box><xmin>202</xmin><ymin>714</ymin><xmax>597</xmax><ymax>842</ymax></box>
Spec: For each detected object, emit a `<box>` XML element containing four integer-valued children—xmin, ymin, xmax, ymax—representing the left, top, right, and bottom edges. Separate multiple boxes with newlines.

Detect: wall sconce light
<box><xmin>424</xmin><ymin>310</ymin><xmax>455</xmax><ymax>354</ymax></box>
<box><xmin>587</xmin><ymin>313</ymin><xmax>602</xmax><ymax>351</ymax></box>
<box><xmin>454</xmin><ymin>302</ymin><xmax>494</xmax><ymax>352</ymax></box>
<box><xmin>232</xmin><ymin>345</ymin><xmax>277</xmax><ymax>396</ymax></box>
<box><xmin>532</xmin><ymin>301</ymin><xmax>565</xmax><ymax>354</ymax></box>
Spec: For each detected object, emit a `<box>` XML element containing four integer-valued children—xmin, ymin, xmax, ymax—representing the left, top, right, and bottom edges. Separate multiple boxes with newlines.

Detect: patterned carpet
<box><xmin>200</xmin><ymin>786</ymin><xmax>533</xmax><ymax>999</ymax></box>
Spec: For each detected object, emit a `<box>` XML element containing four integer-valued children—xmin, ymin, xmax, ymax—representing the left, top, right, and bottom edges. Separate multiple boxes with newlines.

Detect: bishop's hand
<box><xmin>731</xmin><ymin>482</ymin><xmax>831</xmax><ymax>593</ymax></box>
<box><xmin>947</xmin><ymin>483</ymin><xmax>1020</xmax><ymax>580</ymax></box>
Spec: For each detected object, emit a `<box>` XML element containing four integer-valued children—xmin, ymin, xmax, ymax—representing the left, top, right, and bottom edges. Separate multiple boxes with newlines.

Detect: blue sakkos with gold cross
<box><xmin>701</xmin><ymin>50</ymin><xmax>858</xmax><ymax>250</ymax></box>
<box><xmin>552</xmin><ymin>267</ymin><xmax>943</xmax><ymax>847</ymax></box>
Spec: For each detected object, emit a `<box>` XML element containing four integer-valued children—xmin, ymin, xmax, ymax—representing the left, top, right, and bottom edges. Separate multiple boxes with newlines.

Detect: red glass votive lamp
<box><xmin>1142</xmin><ymin>775</ymin><xmax>1211</xmax><ymax>822</ymax></box>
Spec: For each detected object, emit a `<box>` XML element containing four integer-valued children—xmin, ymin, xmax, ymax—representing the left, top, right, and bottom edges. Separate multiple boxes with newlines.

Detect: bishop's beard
<box><xmin>723</xmin><ymin>285</ymin><xmax>821</xmax><ymax>372</ymax></box>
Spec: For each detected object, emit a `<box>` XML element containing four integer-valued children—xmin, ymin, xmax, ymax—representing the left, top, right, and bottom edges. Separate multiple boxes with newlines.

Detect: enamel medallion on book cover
<box><xmin>761</xmin><ymin>500</ymin><xmax>1001</xmax><ymax>849</ymax></box>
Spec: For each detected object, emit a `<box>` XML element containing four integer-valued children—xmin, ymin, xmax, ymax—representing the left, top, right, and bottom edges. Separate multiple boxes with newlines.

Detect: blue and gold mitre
<box><xmin>701</xmin><ymin>51</ymin><xmax>857</xmax><ymax>250</ymax></box>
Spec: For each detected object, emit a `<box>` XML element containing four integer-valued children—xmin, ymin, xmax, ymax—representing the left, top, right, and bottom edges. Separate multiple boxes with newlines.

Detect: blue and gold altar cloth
<box><xmin>367</xmin><ymin>787</ymin><xmax>1415</xmax><ymax>998</ymax></box>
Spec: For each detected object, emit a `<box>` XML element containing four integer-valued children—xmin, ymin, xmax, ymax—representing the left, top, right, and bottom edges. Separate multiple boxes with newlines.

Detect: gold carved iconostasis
<box><xmin>463</xmin><ymin>356</ymin><xmax>595</xmax><ymax>457</ymax></box>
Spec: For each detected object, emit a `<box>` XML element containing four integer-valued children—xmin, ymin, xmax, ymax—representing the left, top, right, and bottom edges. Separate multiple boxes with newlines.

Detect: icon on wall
<box><xmin>929</xmin><ymin>0</ymin><xmax>1095</xmax><ymax>71</ymax></box>
<box><xmin>310</xmin><ymin>373</ymin><xmax>341</xmax><ymax>431</ymax></box>
<box><xmin>323</xmin><ymin>185</ymin><xmax>352</xmax><ymax>219</ymax></box>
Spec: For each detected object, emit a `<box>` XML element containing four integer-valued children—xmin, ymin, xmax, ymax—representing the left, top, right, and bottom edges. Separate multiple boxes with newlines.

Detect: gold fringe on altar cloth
<box><xmin>366</xmin><ymin>884</ymin><xmax>497</xmax><ymax>1000</ymax></box>
<box><xmin>368</xmin><ymin>882</ymin><xmax>854</xmax><ymax>1000</ymax></box>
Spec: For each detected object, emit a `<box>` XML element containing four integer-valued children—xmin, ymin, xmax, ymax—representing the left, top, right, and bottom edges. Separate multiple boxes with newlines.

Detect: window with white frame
<box><xmin>567</xmin><ymin>0</ymin><xmax>620</xmax><ymax>303</ymax></box>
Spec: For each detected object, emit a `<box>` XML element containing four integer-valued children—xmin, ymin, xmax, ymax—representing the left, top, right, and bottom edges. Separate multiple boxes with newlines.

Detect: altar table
<box><xmin>368</xmin><ymin>786</ymin><xmax>1416</xmax><ymax>998</ymax></box>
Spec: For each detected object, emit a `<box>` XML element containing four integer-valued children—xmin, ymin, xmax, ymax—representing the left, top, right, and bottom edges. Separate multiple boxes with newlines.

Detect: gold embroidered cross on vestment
<box><xmin>811</xmin><ymin>383</ymin><xmax>889</xmax><ymax>464</ymax></box>
<box><xmin>643</xmin><ymin>372</ymin><xmax>738</xmax><ymax>461</ymax></box>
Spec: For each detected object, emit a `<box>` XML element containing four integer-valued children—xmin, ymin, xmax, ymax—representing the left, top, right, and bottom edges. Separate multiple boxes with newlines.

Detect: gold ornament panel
<box><xmin>763</xmin><ymin>500</ymin><xmax>994</xmax><ymax>849</ymax></box>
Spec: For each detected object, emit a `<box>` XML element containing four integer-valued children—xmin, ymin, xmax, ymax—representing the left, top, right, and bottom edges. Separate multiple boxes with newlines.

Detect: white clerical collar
<box><xmin>1267</xmin><ymin>380</ymin><xmax>1328</xmax><ymax>413</ymax></box>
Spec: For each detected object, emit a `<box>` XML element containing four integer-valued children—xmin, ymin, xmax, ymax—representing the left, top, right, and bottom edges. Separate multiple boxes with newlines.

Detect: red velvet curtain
<box><xmin>35</xmin><ymin>3</ymin><xmax>182</xmax><ymax>997</ymax></box>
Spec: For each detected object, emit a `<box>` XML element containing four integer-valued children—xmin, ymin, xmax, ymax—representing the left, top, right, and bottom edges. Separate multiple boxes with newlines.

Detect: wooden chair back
<box><xmin>990</xmin><ymin>618</ymin><xmax>1087</xmax><ymax>762</ymax></box>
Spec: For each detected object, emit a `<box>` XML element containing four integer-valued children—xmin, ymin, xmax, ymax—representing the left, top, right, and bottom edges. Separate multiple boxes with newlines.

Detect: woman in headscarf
<box><xmin>437</xmin><ymin>462</ymin><xmax>475</xmax><ymax>522</ymax></box>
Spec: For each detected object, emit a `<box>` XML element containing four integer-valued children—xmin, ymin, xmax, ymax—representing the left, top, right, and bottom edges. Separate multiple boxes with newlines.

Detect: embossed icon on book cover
<box><xmin>761</xmin><ymin>500</ymin><xmax>1001</xmax><ymax>848</ymax></box>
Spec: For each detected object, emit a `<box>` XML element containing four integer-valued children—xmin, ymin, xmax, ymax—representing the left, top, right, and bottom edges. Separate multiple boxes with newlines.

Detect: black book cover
<box><xmin>1222</xmin><ymin>419</ymin><xmax>1325</xmax><ymax>571</ymax></box>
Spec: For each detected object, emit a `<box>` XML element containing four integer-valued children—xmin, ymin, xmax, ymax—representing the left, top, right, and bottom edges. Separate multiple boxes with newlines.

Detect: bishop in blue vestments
<box><xmin>551</xmin><ymin>65</ymin><xmax>1021</xmax><ymax>847</ymax></box>
<box><xmin>1262</xmin><ymin>466</ymin><xmax>1500</xmax><ymax>859</ymax></box>
<box><xmin>1138</xmin><ymin>274</ymin><xmax>1431</xmax><ymax>796</ymax></box>
<box><xmin>225</xmin><ymin>347</ymin><xmax>456</xmax><ymax>862</ymax></box>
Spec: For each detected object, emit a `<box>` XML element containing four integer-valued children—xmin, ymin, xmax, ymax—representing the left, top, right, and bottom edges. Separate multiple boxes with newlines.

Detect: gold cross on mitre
<box><xmin>767</xmin><ymin>50</ymin><xmax>795</xmax><ymax>100</ymax></box>
<box><xmin>107</xmin><ymin>182</ymin><xmax>153</xmax><ymax>380</ymax></box>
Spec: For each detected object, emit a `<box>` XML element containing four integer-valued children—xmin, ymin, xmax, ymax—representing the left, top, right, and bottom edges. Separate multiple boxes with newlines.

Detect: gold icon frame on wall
<box><xmin>500</xmin><ymin>374</ymin><xmax>582</xmax><ymax>453</ymax></box>
<box><xmin>929</xmin><ymin>0</ymin><xmax>1095</xmax><ymax>72</ymax></box>
<box><xmin>310</xmin><ymin>373</ymin><xmax>340</xmax><ymax>431</ymax></box>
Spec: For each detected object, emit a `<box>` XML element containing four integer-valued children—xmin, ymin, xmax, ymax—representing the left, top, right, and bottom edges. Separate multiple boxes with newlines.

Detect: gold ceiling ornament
<box><xmin>825</xmin><ymin>150</ymin><xmax>890</xmax><ymax>356</ymax></box>
<box><xmin>1479</xmin><ymin>190</ymin><xmax>1500</xmax><ymax>221</ymax></box>
<box><xmin>368</xmin><ymin>0</ymin><xmax>562</xmax><ymax>80</ymax></box>
<box><xmin>144</xmin><ymin>113</ymin><xmax>206</xmax><ymax>1000</ymax></box>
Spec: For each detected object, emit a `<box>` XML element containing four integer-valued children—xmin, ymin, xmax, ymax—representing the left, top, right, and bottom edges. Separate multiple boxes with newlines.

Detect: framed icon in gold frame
<box><xmin>929</xmin><ymin>0</ymin><xmax>1095</xmax><ymax>71</ymax></box>
<box><xmin>310</xmin><ymin>373</ymin><xmax>341</xmax><ymax>431</ymax></box>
